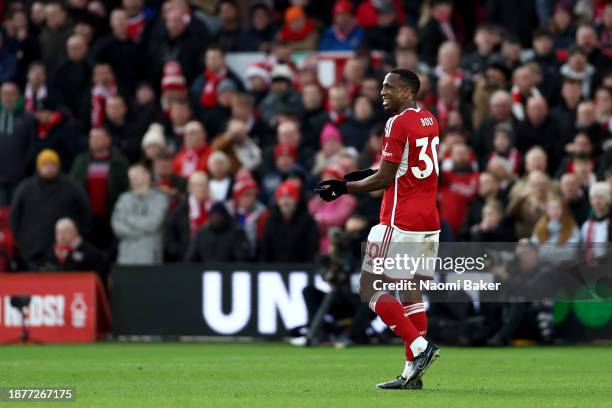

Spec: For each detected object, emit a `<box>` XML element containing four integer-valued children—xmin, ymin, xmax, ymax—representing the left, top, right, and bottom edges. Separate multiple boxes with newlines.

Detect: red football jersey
<box><xmin>379</xmin><ymin>107</ymin><xmax>441</xmax><ymax>232</ymax></box>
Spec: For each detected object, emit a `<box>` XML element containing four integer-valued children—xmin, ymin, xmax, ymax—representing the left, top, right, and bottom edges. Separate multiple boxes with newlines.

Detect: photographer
<box><xmin>292</xmin><ymin>215</ymin><xmax>376</xmax><ymax>347</ymax></box>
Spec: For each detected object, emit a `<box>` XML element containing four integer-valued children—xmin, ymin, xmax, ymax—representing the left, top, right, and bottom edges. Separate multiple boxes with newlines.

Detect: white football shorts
<box><xmin>361</xmin><ymin>223</ymin><xmax>440</xmax><ymax>280</ymax></box>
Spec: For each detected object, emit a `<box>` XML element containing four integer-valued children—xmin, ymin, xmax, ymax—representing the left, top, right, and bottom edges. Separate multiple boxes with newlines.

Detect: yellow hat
<box><xmin>36</xmin><ymin>149</ymin><xmax>60</xmax><ymax>169</ymax></box>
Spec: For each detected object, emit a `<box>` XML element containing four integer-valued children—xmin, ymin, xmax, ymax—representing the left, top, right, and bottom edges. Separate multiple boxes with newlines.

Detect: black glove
<box><xmin>343</xmin><ymin>168</ymin><xmax>376</xmax><ymax>181</ymax></box>
<box><xmin>314</xmin><ymin>179</ymin><xmax>347</xmax><ymax>202</ymax></box>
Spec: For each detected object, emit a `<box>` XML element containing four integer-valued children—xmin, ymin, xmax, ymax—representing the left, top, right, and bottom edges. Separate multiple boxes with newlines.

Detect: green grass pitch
<box><xmin>0</xmin><ymin>343</ymin><xmax>611</xmax><ymax>407</ymax></box>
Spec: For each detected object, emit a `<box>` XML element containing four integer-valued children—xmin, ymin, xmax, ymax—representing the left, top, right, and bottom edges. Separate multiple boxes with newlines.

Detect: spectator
<box><xmin>160</xmin><ymin>60</ymin><xmax>189</xmax><ymax>117</ymax></box>
<box><xmin>511</xmin><ymin>65</ymin><xmax>541</xmax><ymax>122</ymax></box>
<box><xmin>165</xmin><ymin>100</ymin><xmax>192</xmax><ymax>149</ymax></box>
<box><xmin>151</xmin><ymin>148</ymin><xmax>186</xmax><ymax>209</ymax></box>
<box><xmin>91</xmin><ymin>9</ymin><xmax>141</xmax><ymax>93</ymax></box>
<box><xmin>576</xmin><ymin>24</ymin><xmax>611</xmax><ymax>73</ymax></box>
<box><xmin>362</xmin><ymin>2</ymin><xmax>399</xmax><ymax>53</ymax></box>
<box><xmin>185</xmin><ymin>201</ymin><xmax>249</xmax><ymax>262</ymax></box>
<box><xmin>90</xmin><ymin>63</ymin><xmax>119</xmax><ymax>128</ymax></box>
<box><xmin>24</xmin><ymin>62</ymin><xmax>55</xmax><ymax>113</ymax></box>
<box><xmin>0</xmin><ymin>82</ymin><xmax>36</xmax><ymax>205</ymax></box>
<box><xmin>556</xmin><ymin>133</ymin><xmax>594</xmax><ymax>177</ymax></box>
<box><xmin>207</xmin><ymin>151</ymin><xmax>233</xmax><ymax>202</ymax></box>
<box><xmin>463</xmin><ymin>25</ymin><xmax>499</xmax><ymax>79</ymax></box>
<box><xmin>239</xmin><ymin>3</ymin><xmax>277</xmax><ymax>52</ymax></box>
<box><xmin>172</xmin><ymin>120</ymin><xmax>212</xmax><ymax>178</ymax></box>
<box><xmin>230</xmin><ymin>177</ymin><xmax>269</xmax><ymax>260</ymax></box>
<box><xmin>278</xmin><ymin>6</ymin><xmax>318</xmax><ymax>51</ymax></box>
<box><xmin>439</xmin><ymin>143</ymin><xmax>479</xmax><ymax>236</ymax></box>
<box><xmin>319</xmin><ymin>0</ymin><xmax>364</xmax><ymax>51</ymax></box>
<box><xmin>32</xmin><ymin>96</ymin><xmax>81</xmax><ymax>172</ymax></box>
<box><xmin>461</xmin><ymin>172</ymin><xmax>502</xmax><ymax>240</ymax></box>
<box><xmin>38</xmin><ymin>1</ymin><xmax>72</xmax><ymax>69</ymax></box>
<box><xmin>419</xmin><ymin>0</ymin><xmax>456</xmax><ymax>67</ymax></box>
<box><xmin>43</xmin><ymin>217</ymin><xmax>106</xmax><ymax>278</ymax></box>
<box><xmin>70</xmin><ymin>127</ymin><xmax>129</xmax><ymax>249</ymax></box>
<box><xmin>245</xmin><ymin>62</ymin><xmax>271</xmax><ymax>105</ymax></box>
<box><xmin>560</xmin><ymin>172</ymin><xmax>590</xmax><ymax>226</ymax></box>
<box><xmin>551</xmin><ymin>77</ymin><xmax>583</xmax><ymax>143</ymax></box>
<box><xmin>560</xmin><ymin>46</ymin><xmax>596</xmax><ymax>99</ymax></box>
<box><xmin>10</xmin><ymin>149</ymin><xmax>91</xmax><ymax>268</ymax></box>
<box><xmin>140</xmin><ymin>123</ymin><xmax>167</xmax><ymax>167</ymax></box>
<box><xmin>516</xmin><ymin>96</ymin><xmax>563</xmax><ymax>169</ymax></box>
<box><xmin>548</xmin><ymin>2</ymin><xmax>575</xmax><ymax>49</ymax></box>
<box><xmin>150</xmin><ymin>5</ymin><xmax>208</xmax><ymax>84</ymax></box>
<box><xmin>122</xmin><ymin>0</ymin><xmax>155</xmax><ymax>43</ymax></box>
<box><xmin>598</xmin><ymin>3</ymin><xmax>612</xmax><ymax>48</ymax></box>
<box><xmin>103</xmin><ymin>95</ymin><xmax>142</xmax><ymax>164</ymax></box>
<box><xmin>312</xmin><ymin>123</ymin><xmax>345</xmax><ymax>175</ymax></box>
<box><xmin>472</xmin><ymin>90</ymin><xmax>514</xmax><ymax>163</ymax></box>
<box><xmin>471</xmin><ymin>60</ymin><xmax>511</xmax><ymax>129</ymax></box>
<box><xmin>260</xmin><ymin>180</ymin><xmax>319</xmax><ymax>262</ymax></box>
<box><xmin>575</xmin><ymin>101</ymin><xmax>610</xmax><ymax>155</ymax></box>
<box><xmin>594</xmin><ymin>87</ymin><xmax>611</xmax><ymax>131</ymax></box>
<box><xmin>259</xmin><ymin>64</ymin><xmax>301</xmax><ymax>128</ymax></box>
<box><xmin>212</xmin><ymin>0</ymin><xmax>243</xmax><ymax>52</ymax></box>
<box><xmin>487</xmin><ymin>123</ymin><xmax>521</xmax><ymax>175</ymax></box>
<box><xmin>525</xmin><ymin>28</ymin><xmax>561</xmax><ymax>102</ymax></box>
<box><xmin>531</xmin><ymin>196</ymin><xmax>580</xmax><ymax>264</ymax></box>
<box><xmin>507</xmin><ymin>170</ymin><xmax>552</xmax><ymax>239</ymax></box>
<box><xmin>509</xmin><ymin>146</ymin><xmax>550</xmax><ymax>199</ymax></box>
<box><xmin>52</xmin><ymin>35</ymin><xmax>91</xmax><ymax>124</ymax></box>
<box><xmin>581</xmin><ymin>182</ymin><xmax>612</xmax><ymax>262</ymax></box>
<box><xmin>112</xmin><ymin>163</ymin><xmax>168</xmax><ymax>266</ymax></box>
<box><xmin>327</xmin><ymin>84</ymin><xmax>352</xmax><ymax>127</ymax></box>
<box><xmin>166</xmin><ymin>171</ymin><xmax>212</xmax><ymax>262</ymax></box>
<box><xmin>468</xmin><ymin>199</ymin><xmax>516</xmax><ymax>242</ymax></box>
<box><xmin>357</xmin><ymin>0</ymin><xmax>405</xmax><ymax>30</ymax></box>
<box><xmin>190</xmin><ymin>46</ymin><xmax>243</xmax><ymax>110</ymax></box>
<box><xmin>340</xmin><ymin>96</ymin><xmax>377</xmax><ymax>151</ymax></box>
<box><xmin>308</xmin><ymin>164</ymin><xmax>357</xmax><ymax>254</ymax></box>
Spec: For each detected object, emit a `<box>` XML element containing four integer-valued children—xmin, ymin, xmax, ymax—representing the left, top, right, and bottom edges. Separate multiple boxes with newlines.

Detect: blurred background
<box><xmin>0</xmin><ymin>0</ymin><xmax>611</xmax><ymax>347</ymax></box>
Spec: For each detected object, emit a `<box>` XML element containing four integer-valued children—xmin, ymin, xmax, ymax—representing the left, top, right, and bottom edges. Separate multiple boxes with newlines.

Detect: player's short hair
<box><xmin>390</xmin><ymin>68</ymin><xmax>420</xmax><ymax>95</ymax></box>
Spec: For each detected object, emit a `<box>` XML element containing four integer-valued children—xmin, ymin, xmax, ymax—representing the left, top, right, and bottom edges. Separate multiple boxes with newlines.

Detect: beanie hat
<box><xmin>246</xmin><ymin>62</ymin><xmax>271</xmax><ymax>85</ymax></box>
<box><xmin>275</xmin><ymin>180</ymin><xmax>301</xmax><ymax>202</ymax></box>
<box><xmin>233</xmin><ymin>178</ymin><xmax>259</xmax><ymax>201</ymax></box>
<box><xmin>161</xmin><ymin>61</ymin><xmax>187</xmax><ymax>91</ymax></box>
<box><xmin>320</xmin><ymin>123</ymin><xmax>343</xmax><ymax>146</ymax></box>
<box><xmin>285</xmin><ymin>6</ymin><xmax>305</xmax><ymax>24</ymax></box>
<box><xmin>141</xmin><ymin>123</ymin><xmax>166</xmax><ymax>148</ymax></box>
<box><xmin>36</xmin><ymin>149</ymin><xmax>60</xmax><ymax>169</ymax></box>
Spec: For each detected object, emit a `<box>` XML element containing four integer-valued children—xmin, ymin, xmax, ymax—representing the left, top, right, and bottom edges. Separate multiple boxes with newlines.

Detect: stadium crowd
<box><xmin>0</xmin><ymin>0</ymin><xmax>611</xmax><ymax>309</ymax></box>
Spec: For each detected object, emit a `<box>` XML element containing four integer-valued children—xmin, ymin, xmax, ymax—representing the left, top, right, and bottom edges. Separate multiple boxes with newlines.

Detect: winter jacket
<box><xmin>111</xmin><ymin>188</ymin><xmax>168</xmax><ymax>265</ymax></box>
<box><xmin>70</xmin><ymin>149</ymin><xmax>130</xmax><ymax>216</ymax></box>
<box><xmin>184</xmin><ymin>221</ymin><xmax>250</xmax><ymax>263</ymax></box>
<box><xmin>0</xmin><ymin>99</ymin><xmax>36</xmax><ymax>184</ymax></box>
<box><xmin>260</xmin><ymin>205</ymin><xmax>319</xmax><ymax>262</ymax></box>
<box><xmin>10</xmin><ymin>174</ymin><xmax>92</xmax><ymax>262</ymax></box>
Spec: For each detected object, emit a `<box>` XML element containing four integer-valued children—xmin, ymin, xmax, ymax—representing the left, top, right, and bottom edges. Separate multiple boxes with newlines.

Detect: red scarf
<box><xmin>37</xmin><ymin>112</ymin><xmax>64</xmax><ymax>139</ymax></box>
<box><xmin>199</xmin><ymin>68</ymin><xmax>227</xmax><ymax>108</ymax></box>
<box><xmin>188</xmin><ymin>195</ymin><xmax>210</xmax><ymax>236</ymax></box>
<box><xmin>54</xmin><ymin>244</ymin><xmax>71</xmax><ymax>264</ymax></box>
<box><xmin>127</xmin><ymin>13</ymin><xmax>146</xmax><ymax>41</ymax></box>
<box><xmin>280</xmin><ymin>19</ymin><xmax>315</xmax><ymax>42</ymax></box>
<box><xmin>436</xmin><ymin>98</ymin><xmax>459</xmax><ymax>131</ymax></box>
<box><xmin>91</xmin><ymin>82</ymin><xmax>118</xmax><ymax>127</ymax></box>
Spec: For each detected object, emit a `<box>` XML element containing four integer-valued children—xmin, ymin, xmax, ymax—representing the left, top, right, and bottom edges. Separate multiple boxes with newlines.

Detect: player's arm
<box><xmin>315</xmin><ymin>160</ymin><xmax>398</xmax><ymax>201</ymax></box>
<box><xmin>346</xmin><ymin>160</ymin><xmax>398</xmax><ymax>193</ymax></box>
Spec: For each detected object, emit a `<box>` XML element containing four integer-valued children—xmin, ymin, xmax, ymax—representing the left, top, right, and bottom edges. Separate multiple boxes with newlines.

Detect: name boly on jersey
<box><xmin>379</xmin><ymin>108</ymin><xmax>441</xmax><ymax>233</ymax></box>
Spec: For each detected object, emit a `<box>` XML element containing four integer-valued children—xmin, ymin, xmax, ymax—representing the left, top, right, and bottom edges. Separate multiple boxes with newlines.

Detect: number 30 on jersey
<box><xmin>411</xmin><ymin>136</ymin><xmax>440</xmax><ymax>179</ymax></box>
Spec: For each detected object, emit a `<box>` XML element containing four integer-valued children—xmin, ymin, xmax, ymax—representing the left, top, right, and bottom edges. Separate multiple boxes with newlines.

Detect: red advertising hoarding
<box><xmin>0</xmin><ymin>273</ymin><xmax>110</xmax><ymax>344</ymax></box>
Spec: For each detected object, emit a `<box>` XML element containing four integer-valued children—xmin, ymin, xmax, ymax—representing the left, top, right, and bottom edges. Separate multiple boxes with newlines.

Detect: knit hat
<box><xmin>271</xmin><ymin>64</ymin><xmax>293</xmax><ymax>82</ymax></box>
<box><xmin>274</xmin><ymin>143</ymin><xmax>297</xmax><ymax>160</ymax></box>
<box><xmin>210</xmin><ymin>201</ymin><xmax>230</xmax><ymax>218</ymax></box>
<box><xmin>246</xmin><ymin>62</ymin><xmax>271</xmax><ymax>85</ymax></box>
<box><xmin>36</xmin><ymin>149</ymin><xmax>60</xmax><ymax>169</ymax></box>
<box><xmin>333</xmin><ymin>0</ymin><xmax>353</xmax><ymax>15</ymax></box>
<box><xmin>285</xmin><ymin>6</ymin><xmax>305</xmax><ymax>24</ymax></box>
<box><xmin>141</xmin><ymin>123</ymin><xmax>166</xmax><ymax>148</ymax></box>
<box><xmin>321</xmin><ymin>164</ymin><xmax>344</xmax><ymax>180</ymax></box>
<box><xmin>161</xmin><ymin>61</ymin><xmax>187</xmax><ymax>91</ymax></box>
<box><xmin>320</xmin><ymin>123</ymin><xmax>343</xmax><ymax>145</ymax></box>
<box><xmin>233</xmin><ymin>178</ymin><xmax>259</xmax><ymax>200</ymax></box>
<box><xmin>275</xmin><ymin>180</ymin><xmax>301</xmax><ymax>202</ymax></box>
